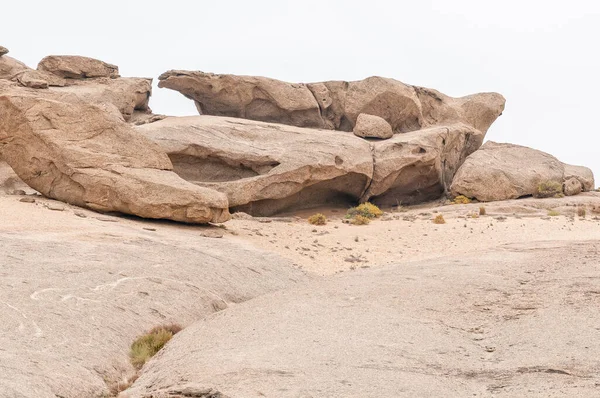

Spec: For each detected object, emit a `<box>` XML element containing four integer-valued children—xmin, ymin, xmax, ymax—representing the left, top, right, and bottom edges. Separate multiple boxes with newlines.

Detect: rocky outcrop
<box><xmin>0</xmin><ymin>46</ymin><xmax>8</xmax><ymax>57</ymax></box>
<box><xmin>0</xmin><ymin>94</ymin><xmax>230</xmax><ymax>223</ymax></box>
<box><xmin>159</xmin><ymin>71</ymin><xmax>505</xmax><ymax>135</ymax></box>
<box><xmin>137</xmin><ymin>116</ymin><xmax>373</xmax><ymax>216</ymax></box>
<box><xmin>450</xmin><ymin>142</ymin><xmax>595</xmax><ymax>201</ymax></box>
<box><xmin>364</xmin><ymin>123</ymin><xmax>484</xmax><ymax>205</ymax></box>
<box><xmin>38</xmin><ymin>55</ymin><xmax>120</xmax><ymax>79</ymax></box>
<box><xmin>158</xmin><ymin>71</ymin><xmax>324</xmax><ymax>128</ymax></box>
<box><xmin>353</xmin><ymin>113</ymin><xmax>393</xmax><ymax>139</ymax></box>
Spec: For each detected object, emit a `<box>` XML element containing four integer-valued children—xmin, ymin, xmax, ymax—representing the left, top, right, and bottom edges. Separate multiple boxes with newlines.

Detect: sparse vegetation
<box><xmin>308</xmin><ymin>213</ymin><xmax>327</xmax><ymax>226</ymax></box>
<box><xmin>534</xmin><ymin>181</ymin><xmax>564</xmax><ymax>198</ymax></box>
<box><xmin>453</xmin><ymin>195</ymin><xmax>472</xmax><ymax>205</ymax></box>
<box><xmin>547</xmin><ymin>210</ymin><xmax>560</xmax><ymax>217</ymax></box>
<box><xmin>433</xmin><ymin>214</ymin><xmax>446</xmax><ymax>224</ymax></box>
<box><xmin>577</xmin><ymin>207</ymin><xmax>586</xmax><ymax>218</ymax></box>
<box><xmin>130</xmin><ymin>324</ymin><xmax>182</xmax><ymax>370</ymax></box>
<box><xmin>351</xmin><ymin>215</ymin><xmax>371</xmax><ymax>225</ymax></box>
<box><xmin>479</xmin><ymin>206</ymin><xmax>486</xmax><ymax>216</ymax></box>
<box><xmin>346</xmin><ymin>202</ymin><xmax>383</xmax><ymax>219</ymax></box>
<box><xmin>470</xmin><ymin>213</ymin><xmax>479</xmax><ymax>218</ymax></box>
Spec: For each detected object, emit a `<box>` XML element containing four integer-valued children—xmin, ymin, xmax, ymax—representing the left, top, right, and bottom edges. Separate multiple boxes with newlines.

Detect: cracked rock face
<box><xmin>137</xmin><ymin>116</ymin><xmax>373</xmax><ymax>216</ymax></box>
<box><xmin>158</xmin><ymin>71</ymin><xmax>505</xmax><ymax>136</ymax></box>
<box><xmin>0</xmin><ymin>94</ymin><xmax>230</xmax><ymax>223</ymax></box>
<box><xmin>450</xmin><ymin>142</ymin><xmax>595</xmax><ymax>201</ymax></box>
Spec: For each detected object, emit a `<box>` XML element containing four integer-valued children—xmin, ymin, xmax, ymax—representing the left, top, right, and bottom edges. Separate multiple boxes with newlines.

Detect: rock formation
<box><xmin>0</xmin><ymin>94</ymin><xmax>230</xmax><ymax>223</ymax></box>
<box><xmin>158</xmin><ymin>71</ymin><xmax>506</xmax><ymax>135</ymax></box>
<box><xmin>353</xmin><ymin>113</ymin><xmax>393</xmax><ymax>139</ymax></box>
<box><xmin>137</xmin><ymin>116</ymin><xmax>373</xmax><ymax>216</ymax></box>
<box><xmin>450</xmin><ymin>142</ymin><xmax>595</xmax><ymax>201</ymax></box>
<box><xmin>38</xmin><ymin>55</ymin><xmax>120</xmax><ymax>79</ymax></box>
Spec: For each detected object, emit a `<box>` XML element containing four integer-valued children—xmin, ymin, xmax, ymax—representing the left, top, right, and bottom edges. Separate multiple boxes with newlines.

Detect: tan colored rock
<box><xmin>137</xmin><ymin>115</ymin><xmax>373</xmax><ymax>216</ymax></box>
<box><xmin>564</xmin><ymin>164</ymin><xmax>595</xmax><ymax>192</ymax></box>
<box><xmin>363</xmin><ymin>123</ymin><xmax>484</xmax><ymax>205</ymax></box>
<box><xmin>0</xmin><ymin>55</ymin><xmax>29</xmax><ymax>80</ymax></box>
<box><xmin>0</xmin><ymin>94</ymin><xmax>230</xmax><ymax>223</ymax></box>
<box><xmin>449</xmin><ymin>142</ymin><xmax>594</xmax><ymax>202</ymax></box>
<box><xmin>158</xmin><ymin>70</ymin><xmax>323</xmax><ymax>128</ymax></box>
<box><xmin>38</xmin><ymin>55</ymin><xmax>119</xmax><ymax>79</ymax></box>
<box><xmin>0</xmin><ymin>46</ymin><xmax>8</xmax><ymax>56</ymax></box>
<box><xmin>0</xmin><ymin>160</ymin><xmax>35</xmax><ymax>194</ymax></box>
<box><xmin>160</xmin><ymin>71</ymin><xmax>505</xmax><ymax>135</ymax></box>
<box><xmin>563</xmin><ymin>177</ymin><xmax>583</xmax><ymax>196</ymax></box>
<box><xmin>353</xmin><ymin>113</ymin><xmax>393</xmax><ymax>139</ymax></box>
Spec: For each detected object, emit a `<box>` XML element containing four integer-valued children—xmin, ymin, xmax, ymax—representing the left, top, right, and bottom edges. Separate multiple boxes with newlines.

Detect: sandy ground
<box><xmin>223</xmin><ymin>193</ymin><xmax>600</xmax><ymax>275</ymax></box>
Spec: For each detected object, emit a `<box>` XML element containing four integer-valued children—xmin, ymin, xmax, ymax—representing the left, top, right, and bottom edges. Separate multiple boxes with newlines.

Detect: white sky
<box><xmin>2</xmin><ymin>0</ymin><xmax>599</xmax><ymax>183</ymax></box>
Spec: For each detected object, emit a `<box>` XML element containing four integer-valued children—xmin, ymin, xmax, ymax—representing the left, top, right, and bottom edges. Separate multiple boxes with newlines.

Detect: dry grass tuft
<box><xmin>308</xmin><ymin>213</ymin><xmax>327</xmax><ymax>226</ymax></box>
<box><xmin>453</xmin><ymin>195</ymin><xmax>472</xmax><ymax>205</ymax></box>
<box><xmin>547</xmin><ymin>210</ymin><xmax>560</xmax><ymax>217</ymax></box>
<box><xmin>534</xmin><ymin>181</ymin><xmax>564</xmax><ymax>198</ymax></box>
<box><xmin>433</xmin><ymin>214</ymin><xmax>446</xmax><ymax>224</ymax></box>
<box><xmin>479</xmin><ymin>206</ymin><xmax>486</xmax><ymax>216</ymax></box>
<box><xmin>577</xmin><ymin>207</ymin><xmax>586</xmax><ymax>218</ymax></box>
<box><xmin>130</xmin><ymin>324</ymin><xmax>182</xmax><ymax>370</ymax></box>
<box><xmin>350</xmin><ymin>215</ymin><xmax>371</xmax><ymax>225</ymax></box>
<box><xmin>346</xmin><ymin>202</ymin><xmax>383</xmax><ymax>219</ymax></box>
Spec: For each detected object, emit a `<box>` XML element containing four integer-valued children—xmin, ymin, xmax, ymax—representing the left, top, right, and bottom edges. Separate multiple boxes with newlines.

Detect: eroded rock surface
<box><xmin>365</xmin><ymin>123</ymin><xmax>484</xmax><ymax>205</ymax></box>
<box><xmin>38</xmin><ymin>55</ymin><xmax>120</xmax><ymax>79</ymax></box>
<box><xmin>137</xmin><ymin>116</ymin><xmax>373</xmax><ymax>216</ymax></box>
<box><xmin>450</xmin><ymin>142</ymin><xmax>595</xmax><ymax>201</ymax></box>
<box><xmin>159</xmin><ymin>71</ymin><xmax>505</xmax><ymax>135</ymax></box>
<box><xmin>0</xmin><ymin>95</ymin><xmax>229</xmax><ymax>223</ymax></box>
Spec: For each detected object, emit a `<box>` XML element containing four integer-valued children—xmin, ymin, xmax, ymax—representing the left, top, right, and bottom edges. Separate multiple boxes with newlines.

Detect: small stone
<box><xmin>19</xmin><ymin>197</ymin><xmax>36</xmax><ymax>203</ymax></box>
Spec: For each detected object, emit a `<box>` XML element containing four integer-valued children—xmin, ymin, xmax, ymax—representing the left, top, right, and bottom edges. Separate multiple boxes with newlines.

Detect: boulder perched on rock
<box><xmin>0</xmin><ymin>94</ymin><xmax>230</xmax><ymax>223</ymax></box>
<box><xmin>137</xmin><ymin>115</ymin><xmax>373</xmax><ymax>216</ymax></box>
<box><xmin>38</xmin><ymin>55</ymin><xmax>119</xmax><ymax>79</ymax></box>
<box><xmin>353</xmin><ymin>113</ymin><xmax>393</xmax><ymax>139</ymax></box>
<box><xmin>158</xmin><ymin>70</ymin><xmax>324</xmax><ymax>128</ymax></box>
<box><xmin>364</xmin><ymin>123</ymin><xmax>484</xmax><ymax>205</ymax></box>
<box><xmin>450</xmin><ymin>142</ymin><xmax>595</xmax><ymax>201</ymax></box>
<box><xmin>0</xmin><ymin>46</ymin><xmax>8</xmax><ymax>57</ymax></box>
<box><xmin>159</xmin><ymin>71</ymin><xmax>505</xmax><ymax>135</ymax></box>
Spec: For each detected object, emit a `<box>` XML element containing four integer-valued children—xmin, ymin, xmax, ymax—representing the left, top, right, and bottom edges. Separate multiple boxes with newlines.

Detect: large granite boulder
<box><xmin>364</xmin><ymin>123</ymin><xmax>484</xmax><ymax>205</ymax></box>
<box><xmin>158</xmin><ymin>71</ymin><xmax>324</xmax><ymax>128</ymax></box>
<box><xmin>450</xmin><ymin>142</ymin><xmax>595</xmax><ymax>201</ymax></box>
<box><xmin>158</xmin><ymin>71</ymin><xmax>505</xmax><ymax>135</ymax></box>
<box><xmin>137</xmin><ymin>116</ymin><xmax>373</xmax><ymax>216</ymax></box>
<box><xmin>38</xmin><ymin>55</ymin><xmax>120</xmax><ymax>79</ymax></box>
<box><xmin>353</xmin><ymin>113</ymin><xmax>393</xmax><ymax>139</ymax></box>
<box><xmin>0</xmin><ymin>94</ymin><xmax>230</xmax><ymax>223</ymax></box>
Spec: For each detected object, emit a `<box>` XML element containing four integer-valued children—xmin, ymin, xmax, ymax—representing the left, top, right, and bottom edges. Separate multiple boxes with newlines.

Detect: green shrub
<box><xmin>350</xmin><ymin>215</ymin><xmax>371</xmax><ymax>225</ymax></box>
<box><xmin>534</xmin><ymin>181</ymin><xmax>563</xmax><ymax>198</ymax></box>
<box><xmin>130</xmin><ymin>324</ymin><xmax>182</xmax><ymax>369</ymax></box>
<box><xmin>346</xmin><ymin>202</ymin><xmax>383</xmax><ymax>219</ymax></box>
<box><xmin>433</xmin><ymin>214</ymin><xmax>446</xmax><ymax>224</ymax></box>
<box><xmin>453</xmin><ymin>195</ymin><xmax>472</xmax><ymax>205</ymax></box>
<box><xmin>308</xmin><ymin>213</ymin><xmax>327</xmax><ymax>225</ymax></box>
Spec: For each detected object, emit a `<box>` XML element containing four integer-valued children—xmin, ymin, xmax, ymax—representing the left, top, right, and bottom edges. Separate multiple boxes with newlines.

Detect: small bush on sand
<box><xmin>547</xmin><ymin>210</ymin><xmax>560</xmax><ymax>217</ymax></box>
<box><xmin>433</xmin><ymin>214</ymin><xmax>446</xmax><ymax>224</ymax></box>
<box><xmin>351</xmin><ymin>215</ymin><xmax>371</xmax><ymax>225</ymax></box>
<box><xmin>130</xmin><ymin>324</ymin><xmax>182</xmax><ymax>369</ymax></box>
<box><xmin>479</xmin><ymin>206</ymin><xmax>486</xmax><ymax>216</ymax></box>
<box><xmin>577</xmin><ymin>208</ymin><xmax>586</xmax><ymax>218</ymax></box>
<box><xmin>308</xmin><ymin>213</ymin><xmax>327</xmax><ymax>225</ymax></box>
<box><xmin>346</xmin><ymin>202</ymin><xmax>383</xmax><ymax>220</ymax></box>
<box><xmin>534</xmin><ymin>181</ymin><xmax>564</xmax><ymax>198</ymax></box>
<box><xmin>453</xmin><ymin>195</ymin><xmax>472</xmax><ymax>205</ymax></box>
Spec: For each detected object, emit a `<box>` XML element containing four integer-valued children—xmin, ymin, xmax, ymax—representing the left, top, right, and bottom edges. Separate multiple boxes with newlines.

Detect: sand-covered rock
<box><xmin>364</xmin><ymin>123</ymin><xmax>483</xmax><ymax>205</ymax></box>
<box><xmin>137</xmin><ymin>116</ymin><xmax>373</xmax><ymax>216</ymax></box>
<box><xmin>0</xmin><ymin>94</ymin><xmax>229</xmax><ymax>223</ymax></box>
<box><xmin>353</xmin><ymin>113</ymin><xmax>393</xmax><ymax>139</ymax></box>
<box><xmin>38</xmin><ymin>55</ymin><xmax>120</xmax><ymax>79</ymax></box>
<box><xmin>450</xmin><ymin>142</ymin><xmax>595</xmax><ymax>201</ymax></box>
<box><xmin>159</xmin><ymin>71</ymin><xmax>505</xmax><ymax>136</ymax></box>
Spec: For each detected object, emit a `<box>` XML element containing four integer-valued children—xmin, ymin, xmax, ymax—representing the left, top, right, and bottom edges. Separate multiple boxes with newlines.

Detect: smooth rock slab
<box><xmin>0</xmin><ymin>95</ymin><xmax>229</xmax><ymax>223</ymax></box>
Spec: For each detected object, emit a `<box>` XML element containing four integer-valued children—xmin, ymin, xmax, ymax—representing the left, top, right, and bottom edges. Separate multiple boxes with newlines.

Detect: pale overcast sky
<box><xmin>2</xmin><ymin>0</ymin><xmax>599</xmax><ymax>183</ymax></box>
